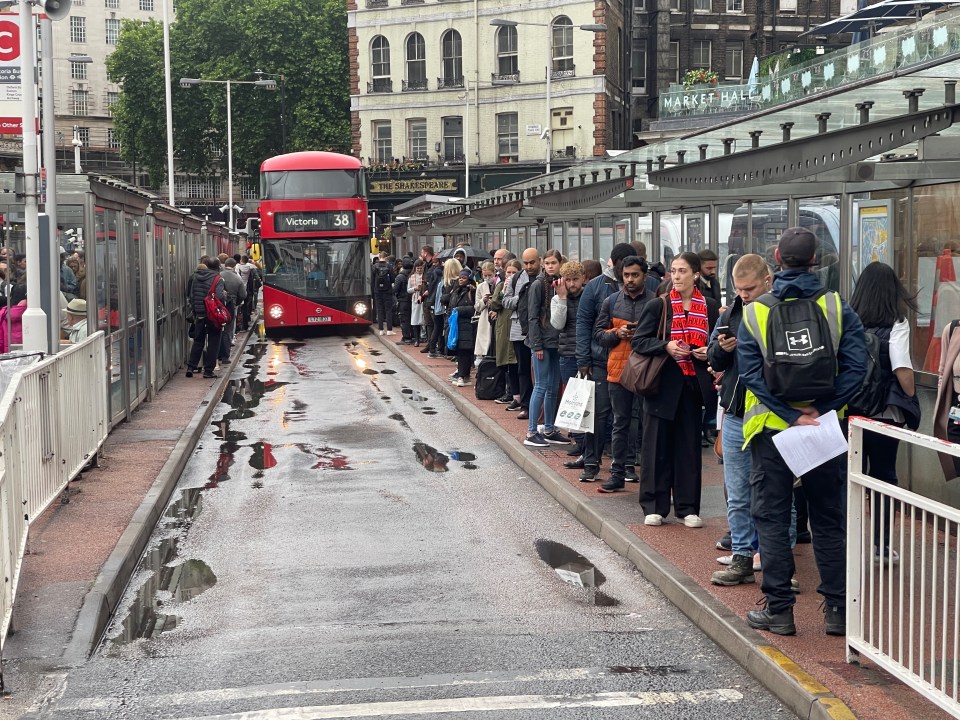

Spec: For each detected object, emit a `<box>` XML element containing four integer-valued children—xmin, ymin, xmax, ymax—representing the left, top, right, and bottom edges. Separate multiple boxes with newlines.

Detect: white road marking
<box><xmin>174</xmin><ymin>689</ymin><xmax>743</xmax><ymax>719</ymax></box>
<box><xmin>49</xmin><ymin>666</ymin><xmax>622</xmax><ymax>712</ymax></box>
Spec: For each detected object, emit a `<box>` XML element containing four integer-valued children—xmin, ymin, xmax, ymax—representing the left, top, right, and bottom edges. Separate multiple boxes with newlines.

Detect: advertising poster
<box><xmin>857</xmin><ymin>201</ymin><xmax>893</xmax><ymax>270</ymax></box>
<box><xmin>0</xmin><ymin>13</ymin><xmax>23</xmax><ymax>134</ymax></box>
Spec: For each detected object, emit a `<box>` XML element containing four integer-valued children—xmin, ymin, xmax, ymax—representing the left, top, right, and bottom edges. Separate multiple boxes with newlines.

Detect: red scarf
<box><xmin>670</xmin><ymin>288</ymin><xmax>709</xmax><ymax>376</ymax></box>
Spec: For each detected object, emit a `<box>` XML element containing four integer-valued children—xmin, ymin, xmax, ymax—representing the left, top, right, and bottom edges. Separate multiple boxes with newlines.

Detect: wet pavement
<box><xmin>25</xmin><ymin>334</ymin><xmax>789</xmax><ymax>719</ymax></box>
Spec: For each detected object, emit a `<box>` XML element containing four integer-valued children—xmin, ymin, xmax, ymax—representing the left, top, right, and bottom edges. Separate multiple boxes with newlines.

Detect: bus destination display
<box><xmin>273</xmin><ymin>211</ymin><xmax>355</xmax><ymax>233</ymax></box>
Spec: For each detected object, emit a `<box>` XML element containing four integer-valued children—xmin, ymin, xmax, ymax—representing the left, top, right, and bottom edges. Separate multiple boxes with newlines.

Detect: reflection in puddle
<box><xmin>449</xmin><ymin>451</ymin><xmax>476</xmax><ymax>462</ymax></box>
<box><xmin>535</xmin><ymin>539</ymin><xmax>619</xmax><ymax>606</ymax></box>
<box><xmin>463</xmin><ymin>462</ymin><xmax>478</xmax><ymax>470</ymax></box>
<box><xmin>362</xmin><ymin>368</ymin><xmax>378</xmax><ymax>375</ymax></box>
<box><xmin>381</xmin><ymin>368</ymin><xmax>396</xmax><ymax>374</ymax></box>
<box><xmin>413</xmin><ymin>441</ymin><xmax>449</xmax><ymax>472</ymax></box>
<box><xmin>401</xmin><ymin>388</ymin><xmax>413</xmax><ymax>395</ymax></box>
<box><xmin>423</xmin><ymin>411</ymin><xmax>437</xmax><ymax>415</ymax></box>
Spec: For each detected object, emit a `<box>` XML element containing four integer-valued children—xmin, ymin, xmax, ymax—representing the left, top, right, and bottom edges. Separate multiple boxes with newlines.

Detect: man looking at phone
<box><xmin>593</xmin><ymin>256</ymin><xmax>654</xmax><ymax>492</ymax></box>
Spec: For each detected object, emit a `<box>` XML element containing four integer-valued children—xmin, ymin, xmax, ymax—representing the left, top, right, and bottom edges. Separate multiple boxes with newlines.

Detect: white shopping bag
<box><xmin>555</xmin><ymin>374</ymin><xmax>595</xmax><ymax>433</ymax></box>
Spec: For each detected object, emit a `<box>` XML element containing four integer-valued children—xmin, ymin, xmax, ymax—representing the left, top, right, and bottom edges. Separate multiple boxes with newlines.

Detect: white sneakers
<box><xmin>644</xmin><ymin>514</ymin><xmax>663</xmax><ymax>526</ymax></box>
<box><xmin>683</xmin><ymin>514</ymin><xmax>704</xmax><ymax>528</ymax></box>
<box><xmin>385</xmin><ymin>330</ymin><xmax>396</xmax><ymax>336</ymax></box>
<box><xmin>378</xmin><ymin>330</ymin><xmax>384</xmax><ymax>335</ymax></box>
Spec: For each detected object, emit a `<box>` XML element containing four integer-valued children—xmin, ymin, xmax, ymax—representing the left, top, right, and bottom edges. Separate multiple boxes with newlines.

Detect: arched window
<box><xmin>405</xmin><ymin>33</ymin><xmax>427</xmax><ymax>90</ymax></box>
<box><xmin>551</xmin><ymin>17</ymin><xmax>574</xmax><ymax>75</ymax></box>
<box><xmin>369</xmin><ymin>36</ymin><xmax>391</xmax><ymax>93</ymax></box>
<box><xmin>440</xmin><ymin>30</ymin><xmax>463</xmax><ymax>88</ymax></box>
<box><xmin>496</xmin><ymin>25</ymin><xmax>518</xmax><ymax>80</ymax></box>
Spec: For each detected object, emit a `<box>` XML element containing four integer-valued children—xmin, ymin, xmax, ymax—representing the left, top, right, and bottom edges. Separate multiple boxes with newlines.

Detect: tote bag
<box><xmin>619</xmin><ymin>299</ymin><xmax>668</xmax><ymax>397</ymax></box>
<box><xmin>446</xmin><ymin>307</ymin><xmax>460</xmax><ymax>350</ymax></box>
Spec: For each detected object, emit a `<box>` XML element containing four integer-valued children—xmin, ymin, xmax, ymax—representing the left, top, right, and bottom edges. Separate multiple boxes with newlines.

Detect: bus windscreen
<box><xmin>261</xmin><ymin>170</ymin><xmax>362</xmax><ymax>200</ymax></box>
<box><xmin>262</xmin><ymin>239</ymin><xmax>370</xmax><ymax>301</ymax></box>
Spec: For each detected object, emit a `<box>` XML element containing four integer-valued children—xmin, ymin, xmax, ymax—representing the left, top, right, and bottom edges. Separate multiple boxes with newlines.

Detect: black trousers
<box><xmin>456</xmin><ymin>349</ymin><xmax>472</xmax><ymax>379</ymax></box>
<box><xmin>608</xmin><ymin>381</ymin><xmax>640</xmax><ymax>479</ymax></box>
<box><xmin>374</xmin><ymin>292</ymin><xmax>394</xmax><ymax>331</ymax></box>
<box><xmin>187</xmin><ymin>318</ymin><xmax>222</xmax><ymax>374</ymax></box>
<box><xmin>428</xmin><ymin>312</ymin><xmax>446</xmax><ymax>352</ymax></box>
<box><xmin>583</xmin><ymin>363</ymin><xmax>612</xmax><ymax>471</ymax></box>
<box><xmin>750</xmin><ymin>431</ymin><xmax>845</xmax><ymax>614</ymax></box>
<box><xmin>424</xmin><ymin>304</ymin><xmax>435</xmax><ymax>343</ymax></box>
<box><xmin>639</xmin><ymin>377</ymin><xmax>703</xmax><ymax>518</ymax></box>
<box><xmin>864</xmin><ymin>425</ymin><xmax>902</xmax><ymax>549</ymax></box>
<box><xmin>397</xmin><ymin>301</ymin><xmax>412</xmax><ymax>340</ymax></box>
<box><xmin>512</xmin><ymin>340</ymin><xmax>533</xmax><ymax>410</ymax></box>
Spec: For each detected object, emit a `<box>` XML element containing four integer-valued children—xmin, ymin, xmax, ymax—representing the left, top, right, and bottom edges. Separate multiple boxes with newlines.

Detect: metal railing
<box><xmin>402</xmin><ymin>78</ymin><xmax>428</xmax><ymax>91</ymax></box>
<box><xmin>366</xmin><ymin>78</ymin><xmax>393</xmax><ymax>94</ymax></box>
<box><xmin>848</xmin><ymin>416</ymin><xmax>960</xmax><ymax>718</ymax></box>
<box><xmin>437</xmin><ymin>76</ymin><xmax>464</xmax><ymax>89</ymax></box>
<box><xmin>0</xmin><ymin>333</ymin><xmax>108</xmax><ymax>672</ymax></box>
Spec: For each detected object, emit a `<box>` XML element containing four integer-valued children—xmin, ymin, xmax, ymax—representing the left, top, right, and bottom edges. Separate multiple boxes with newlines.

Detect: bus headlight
<box><xmin>268</xmin><ymin>304</ymin><xmax>284</xmax><ymax>319</ymax></box>
<box><xmin>353</xmin><ymin>301</ymin><xmax>368</xmax><ymax>316</ymax></box>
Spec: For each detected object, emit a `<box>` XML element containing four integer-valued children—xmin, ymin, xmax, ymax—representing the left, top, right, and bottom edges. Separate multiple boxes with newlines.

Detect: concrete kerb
<box><xmin>61</xmin><ymin>328</ymin><xmax>255</xmax><ymax>667</ymax></box>
<box><xmin>377</xmin><ymin>335</ymin><xmax>855</xmax><ymax>720</ymax></box>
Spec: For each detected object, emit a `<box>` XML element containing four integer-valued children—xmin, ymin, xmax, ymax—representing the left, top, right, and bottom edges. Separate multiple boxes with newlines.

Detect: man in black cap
<box><xmin>737</xmin><ymin>227</ymin><xmax>867</xmax><ymax>637</ymax></box>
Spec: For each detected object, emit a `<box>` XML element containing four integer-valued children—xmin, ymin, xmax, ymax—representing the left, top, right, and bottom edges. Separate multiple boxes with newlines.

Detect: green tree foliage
<box><xmin>106</xmin><ymin>0</ymin><xmax>350</xmax><ymax>191</ymax></box>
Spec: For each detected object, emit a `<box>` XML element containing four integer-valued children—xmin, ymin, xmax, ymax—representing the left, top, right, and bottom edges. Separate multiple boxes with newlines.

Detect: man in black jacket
<box><xmin>372</xmin><ymin>252</ymin><xmax>395</xmax><ymax>336</ymax></box>
<box><xmin>186</xmin><ymin>257</ymin><xmax>229</xmax><ymax>379</ymax></box>
<box><xmin>394</xmin><ymin>259</ymin><xmax>413</xmax><ymax>344</ymax></box>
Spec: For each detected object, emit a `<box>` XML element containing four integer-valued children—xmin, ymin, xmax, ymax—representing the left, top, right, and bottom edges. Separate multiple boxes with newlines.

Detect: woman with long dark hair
<box><xmin>849</xmin><ymin>261</ymin><xmax>918</xmax><ymax>564</ymax></box>
<box><xmin>631</xmin><ymin>251</ymin><xmax>720</xmax><ymax>527</ymax></box>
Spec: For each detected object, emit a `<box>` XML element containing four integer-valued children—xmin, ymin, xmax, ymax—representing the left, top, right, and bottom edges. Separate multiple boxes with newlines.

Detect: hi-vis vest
<box><xmin>740</xmin><ymin>290</ymin><xmax>843</xmax><ymax>446</ymax></box>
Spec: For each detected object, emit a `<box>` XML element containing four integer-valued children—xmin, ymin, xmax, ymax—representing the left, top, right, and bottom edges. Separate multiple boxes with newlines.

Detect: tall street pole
<box><xmin>40</xmin><ymin>18</ymin><xmax>56</xmax><ymax>235</ymax></box>
<box><xmin>20</xmin><ymin>1</ymin><xmax>45</xmax><ymax>353</ymax></box>
<box><xmin>463</xmin><ymin>80</ymin><xmax>469</xmax><ymax>198</ymax></box>
<box><xmin>226</xmin><ymin>79</ymin><xmax>234</xmax><ymax>231</ymax></box>
<box><xmin>545</xmin><ymin>23</ymin><xmax>552</xmax><ymax>175</ymax></box>
<box><xmin>162</xmin><ymin>0</ymin><xmax>175</xmax><ymax>205</ymax></box>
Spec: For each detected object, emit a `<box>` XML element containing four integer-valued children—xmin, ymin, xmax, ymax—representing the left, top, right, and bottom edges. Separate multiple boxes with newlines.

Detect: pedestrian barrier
<box><xmin>0</xmin><ymin>333</ymin><xmax>108</xmax><ymax>678</ymax></box>
<box><xmin>848</xmin><ymin>416</ymin><xmax>960</xmax><ymax>718</ymax></box>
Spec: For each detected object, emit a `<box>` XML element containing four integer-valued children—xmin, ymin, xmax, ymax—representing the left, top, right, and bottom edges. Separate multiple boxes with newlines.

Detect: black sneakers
<box><xmin>746</xmin><ymin>606</ymin><xmax>796</xmax><ymax>636</ymax></box>
<box><xmin>824</xmin><ymin>605</ymin><xmax>845</xmax><ymax>636</ymax></box>
<box><xmin>579</xmin><ymin>466</ymin><xmax>600</xmax><ymax>482</ymax></box>
<box><xmin>494</xmin><ymin>394</ymin><xmax>513</xmax><ymax>404</ymax></box>
<box><xmin>597</xmin><ymin>478</ymin><xmax>624</xmax><ymax>493</ymax></box>
<box><xmin>505</xmin><ymin>400</ymin><xmax>522</xmax><ymax>411</ymax></box>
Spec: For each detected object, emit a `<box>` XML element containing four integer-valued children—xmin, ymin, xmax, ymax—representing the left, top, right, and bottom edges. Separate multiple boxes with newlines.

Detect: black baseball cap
<box><xmin>777</xmin><ymin>227</ymin><xmax>817</xmax><ymax>268</ymax></box>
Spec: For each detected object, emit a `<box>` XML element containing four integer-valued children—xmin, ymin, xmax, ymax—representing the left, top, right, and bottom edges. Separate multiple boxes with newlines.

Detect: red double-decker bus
<box><xmin>258</xmin><ymin>151</ymin><xmax>372</xmax><ymax>331</ymax></box>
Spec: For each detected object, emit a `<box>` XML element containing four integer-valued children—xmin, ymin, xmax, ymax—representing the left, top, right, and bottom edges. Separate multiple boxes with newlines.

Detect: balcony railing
<box><xmin>400</xmin><ymin>0</ymin><xmax>424</xmax><ymax>4</ymax></box>
<box><xmin>492</xmin><ymin>71</ymin><xmax>520</xmax><ymax>83</ymax></box>
<box><xmin>402</xmin><ymin>78</ymin><xmax>429</xmax><ymax>91</ymax></box>
<box><xmin>367</xmin><ymin>78</ymin><xmax>393</xmax><ymax>94</ymax></box>
<box><xmin>365</xmin><ymin>0</ymin><xmax>387</xmax><ymax>7</ymax></box>
<box><xmin>551</xmin><ymin>66</ymin><xmax>575</xmax><ymax>80</ymax></box>
<box><xmin>658</xmin><ymin>8</ymin><xmax>960</xmax><ymax>118</ymax></box>
<box><xmin>437</xmin><ymin>76</ymin><xmax>464</xmax><ymax>89</ymax></box>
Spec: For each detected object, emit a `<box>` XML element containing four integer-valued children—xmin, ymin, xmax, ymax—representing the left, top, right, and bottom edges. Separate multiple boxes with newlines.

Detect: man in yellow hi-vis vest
<box><xmin>738</xmin><ymin>228</ymin><xmax>867</xmax><ymax>637</ymax></box>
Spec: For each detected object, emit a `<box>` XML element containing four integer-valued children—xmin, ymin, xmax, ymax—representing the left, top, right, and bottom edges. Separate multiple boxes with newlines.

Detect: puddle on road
<box><xmin>462</xmin><ymin>463</ymin><xmax>478</xmax><ymax>470</ymax></box>
<box><xmin>535</xmin><ymin>539</ymin><xmax>619</xmax><ymax>607</ymax></box>
<box><xmin>389</xmin><ymin>413</ymin><xmax>410</xmax><ymax>429</ymax></box>
<box><xmin>413</xmin><ymin>441</ymin><xmax>449</xmax><ymax>472</ymax></box>
<box><xmin>381</xmin><ymin>369</ymin><xmax>396</xmax><ymax>374</ymax></box>
<box><xmin>423</xmin><ymin>410</ymin><xmax>437</xmax><ymax>415</ymax></box>
<box><xmin>401</xmin><ymin>388</ymin><xmax>413</xmax><ymax>395</ymax></box>
<box><xmin>362</xmin><ymin>368</ymin><xmax>379</xmax><ymax>375</ymax></box>
<box><xmin>110</xmin><ymin>489</ymin><xmax>217</xmax><ymax>645</ymax></box>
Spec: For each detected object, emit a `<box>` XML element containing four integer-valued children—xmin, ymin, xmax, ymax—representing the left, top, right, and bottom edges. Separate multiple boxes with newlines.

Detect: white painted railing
<box><xmin>848</xmin><ymin>416</ymin><xmax>960</xmax><ymax>718</ymax></box>
<box><xmin>0</xmin><ymin>333</ymin><xmax>108</xmax><ymax>670</ymax></box>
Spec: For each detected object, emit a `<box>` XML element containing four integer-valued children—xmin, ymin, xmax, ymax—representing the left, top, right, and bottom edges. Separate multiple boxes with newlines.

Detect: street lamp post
<box><xmin>179</xmin><ymin>76</ymin><xmax>276</xmax><ymax>230</ymax></box>
<box><xmin>254</xmin><ymin>69</ymin><xmax>286</xmax><ymax>153</ymax></box>
<box><xmin>490</xmin><ymin>19</ymin><xmax>606</xmax><ymax>175</ymax></box>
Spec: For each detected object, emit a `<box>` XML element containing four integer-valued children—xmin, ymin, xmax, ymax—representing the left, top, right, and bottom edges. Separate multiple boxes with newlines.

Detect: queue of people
<box><xmin>398</xmin><ymin>228</ymin><xmax>925</xmax><ymax>640</ymax></box>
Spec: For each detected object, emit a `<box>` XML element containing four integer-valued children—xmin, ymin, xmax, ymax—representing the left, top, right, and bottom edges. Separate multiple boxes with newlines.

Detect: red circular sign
<box><xmin>0</xmin><ymin>21</ymin><xmax>19</xmax><ymax>63</ymax></box>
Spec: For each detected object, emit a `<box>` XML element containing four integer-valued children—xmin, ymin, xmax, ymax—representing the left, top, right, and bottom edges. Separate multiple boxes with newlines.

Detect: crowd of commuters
<box><xmin>395</xmin><ymin>228</ymin><xmax>926</xmax><ymax>639</ymax></box>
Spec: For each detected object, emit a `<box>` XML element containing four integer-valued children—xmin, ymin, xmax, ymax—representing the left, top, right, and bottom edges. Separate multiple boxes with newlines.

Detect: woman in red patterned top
<box><xmin>630</xmin><ymin>252</ymin><xmax>720</xmax><ymax>529</ymax></box>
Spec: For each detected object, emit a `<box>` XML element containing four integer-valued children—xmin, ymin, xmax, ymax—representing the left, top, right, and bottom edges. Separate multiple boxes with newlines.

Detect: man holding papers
<box><xmin>737</xmin><ymin>228</ymin><xmax>867</xmax><ymax>637</ymax></box>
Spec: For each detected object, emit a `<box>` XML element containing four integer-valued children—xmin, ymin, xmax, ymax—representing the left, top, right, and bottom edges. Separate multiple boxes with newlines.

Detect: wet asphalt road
<box><xmin>25</xmin><ymin>334</ymin><xmax>793</xmax><ymax>720</ymax></box>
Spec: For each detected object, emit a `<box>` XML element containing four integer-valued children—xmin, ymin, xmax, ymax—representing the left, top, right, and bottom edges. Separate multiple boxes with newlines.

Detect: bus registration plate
<box><xmin>306</xmin><ymin>316</ymin><xmax>332</xmax><ymax>323</ymax></box>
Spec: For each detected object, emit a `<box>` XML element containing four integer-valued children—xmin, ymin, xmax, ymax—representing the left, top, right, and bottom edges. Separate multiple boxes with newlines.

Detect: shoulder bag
<box><xmin>619</xmin><ymin>298</ymin><xmax>669</xmax><ymax>397</ymax></box>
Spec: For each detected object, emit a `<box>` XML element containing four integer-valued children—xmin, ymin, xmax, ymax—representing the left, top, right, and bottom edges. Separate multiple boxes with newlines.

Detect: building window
<box><xmin>441</xmin><ymin>116</ymin><xmax>462</xmax><ymax>161</ymax></box>
<box><xmin>70</xmin><ymin>58</ymin><xmax>87</xmax><ymax>80</ymax></box>
<box><xmin>725</xmin><ymin>41</ymin><xmax>743</xmax><ymax>79</ymax></box>
<box><xmin>106</xmin><ymin>90</ymin><xmax>119</xmax><ymax>115</ymax></box>
<box><xmin>632</xmin><ymin>43</ymin><xmax>646</xmax><ymax>94</ymax></box>
<box><xmin>405</xmin><ymin>33</ymin><xmax>427</xmax><ymax>90</ymax></box>
<box><xmin>497</xmin><ymin>113</ymin><xmax>518</xmax><ymax>161</ymax></box>
<box><xmin>670</xmin><ymin>0</ymin><xmax>680</xmax><ymax>10</ymax></box>
<box><xmin>727</xmin><ymin>0</ymin><xmax>743</xmax><ymax>10</ymax></box>
<box><xmin>441</xmin><ymin>30</ymin><xmax>462</xmax><ymax>86</ymax></box>
<box><xmin>496</xmin><ymin>25</ymin><xmax>518</xmax><ymax>78</ymax></box>
<box><xmin>140</xmin><ymin>0</ymin><xmax>154</xmax><ymax>8</ymax></box>
<box><xmin>174</xmin><ymin>177</ymin><xmax>222</xmax><ymax>199</ymax></box>
<box><xmin>691</xmin><ymin>40</ymin><xmax>711</xmax><ymax>69</ymax></box>
<box><xmin>240</xmin><ymin>180</ymin><xmax>259</xmax><ymax>200</ymax></box>
<box><xmin>107</xmin><ymin>128</ymin><xmax>121</xmax><ymax>149</ymax></box>
<box><xmin>75</xmin><ymin>127</ymin><xmax>90</xmax><ymax>145</ymax></box>
<box><xmin>694</xmin><ymin>0</ymin><xmax>710</xmax><ymax>10</ymax></box>
<box><xmin>370</xmin><ymin>35</ymin><xmax>391</xmax><ymax>93</ymax></box>
<box><xmin>669</xmin><ymin>41</ymin><xmax>680</xmax><ymax>84</ymax></box>
<box><xmin>72</xmin><ymin>89</ymin><xmax>88</xmax><ymax>116</ymax></box>
<box><xmin>104</xmin><ymin>0</ymin><xmax>118</xmax><ymax>7</ymax></box>
<box><xmin>407</xmin><ymin>118</ymin><xmax>427</xmax><ymax>160</ymax></box>
<box><xmin>69</xmin><ymin>16</ymin><xmax>86</xmax><ymax>43</ymax></box>
<box><xmin>105</xmin><ymin>18</ymin><xmax>120</xmax><ymax>45</ymax></box>
<box><xmin>372</xmin><ymin>120</ymin><xmax>392</xmax><ymax>162</ymax></box>
<box><xmin>551</xmin><ymin>17</ymin><xmax>573</xmax><ymax>74</ymax></box>
<box><xmin>780</xmin><ymin>0</ymin><xmax>797</xmax><ymax>10</ymax></box>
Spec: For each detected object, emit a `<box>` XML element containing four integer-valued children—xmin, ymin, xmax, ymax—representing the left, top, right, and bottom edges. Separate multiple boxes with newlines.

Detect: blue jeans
<box><xmin>529</xmin><ymin>347</ymin><xmax>560</xmax><ymax>434</ymax></box>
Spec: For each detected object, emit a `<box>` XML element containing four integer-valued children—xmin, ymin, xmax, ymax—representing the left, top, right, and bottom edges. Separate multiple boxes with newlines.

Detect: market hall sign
<box><xmin>369</xmin><ymin>178</ymin><xmax>458</xmax><ymax>194</ymax></box>
<box><xmin>273</xmin><ymin>211</ymin><xmax>355</xmax><ymax>232</ymax></box>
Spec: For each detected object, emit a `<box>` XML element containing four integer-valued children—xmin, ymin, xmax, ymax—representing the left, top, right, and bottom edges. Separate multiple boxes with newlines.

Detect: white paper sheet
<box><xmin>770</xmin><ymin>409</ymin><xmax>848</xmax><ymax>477</ymax></box>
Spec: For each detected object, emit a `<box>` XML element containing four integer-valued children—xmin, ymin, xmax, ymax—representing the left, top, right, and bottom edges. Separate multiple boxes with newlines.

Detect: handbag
<box><xmin>556</xmin><ymin>373</ymin><xmax>596</xmax><ymax>433</ymax></box>
<box><xmin>619</xmin><ymin>299</ymin><xmax>668</xmax><ymax>397</ymax></box>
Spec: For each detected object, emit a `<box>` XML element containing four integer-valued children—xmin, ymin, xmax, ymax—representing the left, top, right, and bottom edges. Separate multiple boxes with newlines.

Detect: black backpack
<box><xmin>755</xmin><ymin>289</ymin><xmax>839</xmax><ymax>402</ymax></box>
<box><xmin>374</xmin><ymin>263</ymin><xmax>391</xmax><ymax>291</ymax></box>
<box><xmin>848</xmin><ymin>326</ymin><xmax>892</xmax><ymax>417</ymax></box>
<box><xmin>474</xmin><ymin>357</ymin><xmax>506</xmax><ymax>400</ymax></box>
